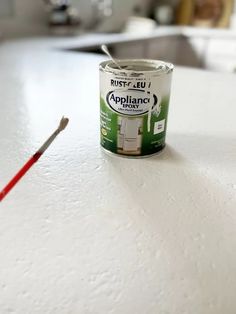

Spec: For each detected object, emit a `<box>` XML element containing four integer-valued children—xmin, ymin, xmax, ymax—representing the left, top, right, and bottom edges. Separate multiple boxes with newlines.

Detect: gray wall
<box><xmin>1</xmin><ymin>0</ymin><xmax>236</xmax><ymax>39</ymax></box>
<box><xmin>0</xmin><ymin>0</ymin><xmax>153</xmax><ymax>38</ymax></box>
<box><xmin>0</xmin><ymin>0</ymin><xmax>49</xmax><ymax>38</ymax></box>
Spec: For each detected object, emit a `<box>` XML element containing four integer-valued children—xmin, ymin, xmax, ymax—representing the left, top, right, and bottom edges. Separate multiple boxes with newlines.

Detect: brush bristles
<box><xmin>58</xmin><ymin>116</ymin><xmax>69</xmax><ymax>132</ymax></box>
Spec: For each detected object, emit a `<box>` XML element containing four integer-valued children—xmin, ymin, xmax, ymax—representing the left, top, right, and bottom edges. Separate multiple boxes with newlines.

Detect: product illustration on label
<box><xmin>117</xmin><ymin>117</ymin><xmax>143</xmax><ymax>155</ymax></box>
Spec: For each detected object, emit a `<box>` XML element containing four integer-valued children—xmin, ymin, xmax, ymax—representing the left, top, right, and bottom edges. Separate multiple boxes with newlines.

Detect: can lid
<box><xmin>100</xmin><ymin>59</ymin><xmax>174</xmax><ymax>76</ymax></box>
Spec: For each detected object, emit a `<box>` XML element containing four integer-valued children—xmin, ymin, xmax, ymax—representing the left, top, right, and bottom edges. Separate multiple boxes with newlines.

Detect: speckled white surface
<box><xmin>0</xmin><ymin>40</ymin><xmax>236</xmax><ymax>314</ymax></box>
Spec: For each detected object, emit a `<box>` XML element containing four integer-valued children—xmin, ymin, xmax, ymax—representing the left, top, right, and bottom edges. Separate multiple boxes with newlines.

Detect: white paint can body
<box><xmin>99</xmin><ymin>59</ymin><xmax>173</xmax><ymax>157</ymax></box>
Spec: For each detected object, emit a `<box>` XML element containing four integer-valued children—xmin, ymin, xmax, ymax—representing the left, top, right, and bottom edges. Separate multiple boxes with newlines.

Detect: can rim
<box><xmin>100</xmin><ymin>59</ymin><xmax>174</xmax><ymax>75</ymax></box>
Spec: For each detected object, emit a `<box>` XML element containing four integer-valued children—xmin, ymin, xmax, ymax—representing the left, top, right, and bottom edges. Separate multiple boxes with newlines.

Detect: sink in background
<box><xmin>63</xmin><ymin>31</ymin><xmax>203</xmax><ymax>70</ymax></box>
<box><xmin>61</xmin><ymin>27</ymin><xmax>236</xmax><ymax>73</ymax></box>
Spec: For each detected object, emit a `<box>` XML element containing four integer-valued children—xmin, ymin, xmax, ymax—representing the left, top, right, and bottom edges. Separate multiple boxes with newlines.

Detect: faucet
<box><xmin>90</xmin><ymin>0</ymin><xmax>113</xmax><ymax>29</ymax></box>
<box><xmin>43</xmin><ymin>0</ymin><xmax>80</xmax><ymax>26</ymax></box>
<box><xmin>96</xmin><ymin>0</ymin><xmax>113</xmax><ymax>17</ymax></box>
<box><xmin>43</xmin><ymin>0</ymin><xmax>112</xmax><ymax>29</ymax></box>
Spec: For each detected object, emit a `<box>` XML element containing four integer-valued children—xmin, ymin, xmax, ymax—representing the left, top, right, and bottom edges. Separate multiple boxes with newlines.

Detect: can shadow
<box><xmin>106</xmin><ymin>132</ymin><xmax>236</xmax><ymax>306</ymax></box>
<box><xmin>148</xmin><ymin>144</ymin><xmax>185</xmax><ymax>164</ymax></box>
<box><xmin>147</xmin><ymin>132</ymin><xmax>236</xmax><ymax>168</ymax></box>
<box><xmin>107</xmin><ymin>132</ymin><xmax>236</xmax><ymax>215</ymax></box>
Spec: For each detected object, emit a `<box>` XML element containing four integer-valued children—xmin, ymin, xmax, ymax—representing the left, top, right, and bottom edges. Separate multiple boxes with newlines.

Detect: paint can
<box><xmin>99</xmin><ymin>59</ymin><xmax>173</xmax><ymax>157</ymax></box>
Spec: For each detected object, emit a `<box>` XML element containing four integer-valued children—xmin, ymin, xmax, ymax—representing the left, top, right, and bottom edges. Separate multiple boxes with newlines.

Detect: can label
<box><xmin>100</xmin><ymin>60</ymin><xmax>173</xmax><ymax>157</ymax></box>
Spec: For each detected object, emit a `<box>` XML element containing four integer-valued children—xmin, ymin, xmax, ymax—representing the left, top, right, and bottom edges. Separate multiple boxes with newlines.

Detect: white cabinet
<box><xmin>204</xmin><ymin>39</ymin><xmax>236</xmax><ymax>72</ymax></box>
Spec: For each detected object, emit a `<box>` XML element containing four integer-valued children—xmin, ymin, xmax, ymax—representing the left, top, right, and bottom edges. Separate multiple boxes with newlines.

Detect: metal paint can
<box><xmin>99</xmin><ymin>59</ymin><xmax>173</xmax><ymax>157</ymax></box>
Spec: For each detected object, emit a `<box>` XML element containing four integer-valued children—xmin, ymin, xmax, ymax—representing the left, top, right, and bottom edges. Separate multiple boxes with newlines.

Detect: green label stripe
<box><xmin>100</xmin><ymin>96</ymin><xmax>170</xmax><ymax>156</ymax></box>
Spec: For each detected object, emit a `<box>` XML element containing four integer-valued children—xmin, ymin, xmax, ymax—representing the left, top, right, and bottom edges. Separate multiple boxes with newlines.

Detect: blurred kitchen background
<box><xmin>1</xmin><ymin>0</ymin><xmax>236</xmax><ymax>72</ymax></box>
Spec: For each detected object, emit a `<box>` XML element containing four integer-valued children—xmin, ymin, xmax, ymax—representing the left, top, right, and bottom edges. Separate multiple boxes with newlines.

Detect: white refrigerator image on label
<box><xmin>117</xmin><ymin>117</ymin><xmax>143</xmax><ymax>155</ymax></box>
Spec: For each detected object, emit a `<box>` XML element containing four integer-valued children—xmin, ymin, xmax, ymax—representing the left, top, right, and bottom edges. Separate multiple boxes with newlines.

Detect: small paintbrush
<box><xmin>0</xmin><ymin>116</ymin><xmax>69</xmax><ymax>202</ymax></box>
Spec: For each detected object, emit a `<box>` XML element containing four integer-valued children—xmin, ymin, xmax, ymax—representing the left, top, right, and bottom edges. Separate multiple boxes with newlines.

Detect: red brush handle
<box><xmin>0</xmin><ymin>152</ymin><xmax>42</xmax><ymax>202</ymax></box>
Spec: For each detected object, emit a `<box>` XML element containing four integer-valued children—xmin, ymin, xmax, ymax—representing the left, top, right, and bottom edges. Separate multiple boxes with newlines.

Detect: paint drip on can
<box><xmin>99</xmin><ymin>59</ymin><xmax>173</xmax><ymax>157</ymax></box>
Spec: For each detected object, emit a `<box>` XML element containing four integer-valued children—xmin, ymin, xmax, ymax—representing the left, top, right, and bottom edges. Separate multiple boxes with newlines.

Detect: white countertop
<box><xmin>2</xmin><ymin>25</ymin><xmax>236</xmax><ymax>52</ymax></box>
<box><xmin>0</xmin><ymin>40</ymin><xmax>236</xmax><ymax>314</ymax></box>
<box><xmin>51</xmin><ymin>26</ymin><xmax>236</xmax><ymax>50</ymax></box>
